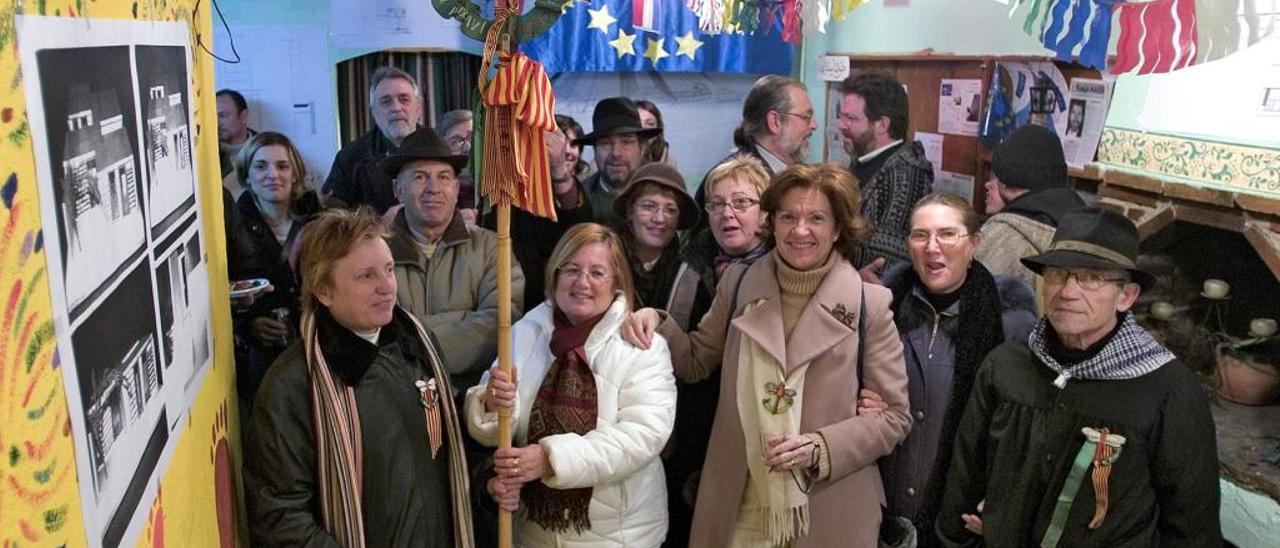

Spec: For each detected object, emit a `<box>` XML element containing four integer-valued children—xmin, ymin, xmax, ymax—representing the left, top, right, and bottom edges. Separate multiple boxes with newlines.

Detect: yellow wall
<box><xmin>0</xmin><ymin>0</ymin><xmax>241</xmax><ymax>546</ymax></box>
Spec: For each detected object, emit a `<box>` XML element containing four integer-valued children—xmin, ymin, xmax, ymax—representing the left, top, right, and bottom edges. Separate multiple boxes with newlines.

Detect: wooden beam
<box><xmin>1174</xmin><ymin>202</ymin><xmax>1247</xmax><ymax>233</ymax></box>
<box><xmin>1235</xmin><ymin>193</ymin><xmax>1280</xmax><ymax>217</ymax></box>
<box><xmin>1103</xmin><ymin>169</ymin><xmax>1164</xmax><ymax>193</ymax></box>
<box><xmin>1100</xmin><ymin>182</ymin><xmax>1161</xmax><ymax>208</ymax></box>
<box><xmin>1243</xmin><ymin>221</ymin><xmax>1280</xmax><ymax>282</ymax></box>
<box><xmin>1164</xmin><ymin>183</ymin><xmax>1237</xmax><ymax>208</ymax></box>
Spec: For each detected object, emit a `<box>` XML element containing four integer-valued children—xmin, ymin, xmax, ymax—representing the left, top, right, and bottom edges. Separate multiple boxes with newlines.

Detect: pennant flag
<box><xmin>477</xmin><ymin>51</ymin><xmax>559</xmax><ymax>220</ymax></box>
<box><xmin>980</xmin><ymin>62</ymin><xmax>1070</xmax><ymax>149</ymax></box>
<box><xmin>520</xmin><ymin>0</ymin><xmax>793</xmax><ymax>73</ymax></box>
<box><xmin>1113</xmin><ymin>0</ymin><xmax>1198</xmax><ymax>74</ymax></box>
<box><xmin>1039</xmin><ymin>0</ymin><xmax>1118</xmax><ymax>71</ymax></box>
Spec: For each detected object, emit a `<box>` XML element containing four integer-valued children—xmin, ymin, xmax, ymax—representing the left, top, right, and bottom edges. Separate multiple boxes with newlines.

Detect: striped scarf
<box><xmin>1029</xmin><ymin>312</ymin><xmax>1175</xmax><ymax>388</ymax></box>
<box><xmin>302</xmin><ymin>307</ymin><xmax>475</xmax><ymax>548</ymax></box>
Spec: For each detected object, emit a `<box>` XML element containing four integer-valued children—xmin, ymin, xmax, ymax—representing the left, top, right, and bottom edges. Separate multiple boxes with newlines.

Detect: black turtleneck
<box><xmin>1045</xmin><ymin>313</ymin><xmax>1126</xmax><ymax>366</ymax></box>
<box><xmin>924</xmin><ymin>288</ymin><xmax>962</xmax><ymax>314</ymax></box>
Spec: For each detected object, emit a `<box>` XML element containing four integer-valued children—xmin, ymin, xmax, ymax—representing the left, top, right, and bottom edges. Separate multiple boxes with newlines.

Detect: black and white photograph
<box><xmin>19</xmin><ymin>16</ymin><xmax>213</xmax><ymax>547</ymax></box>
<box><xmin>1068</xmin><ymin>98</ymin><xmax>1087</xmax><ymax>137</ymax></box>
<box><xmin>69</xmin><ymin>262</ymin><xmax>168</xmax><ymax>547</ymax></box>
<box><xmin>135</xmin><ymin>45</ymin><xmax>198</xmax><ymax>238</ymax></box>
<box><xmin>35</xmin><ymin>45</ymin><xmax>148</xmax><ymax>319</ymax></box>
<box><xmin>153</xmin><ymin>227</ymin><xmax>213</xmax><ymax>398</ymax></box>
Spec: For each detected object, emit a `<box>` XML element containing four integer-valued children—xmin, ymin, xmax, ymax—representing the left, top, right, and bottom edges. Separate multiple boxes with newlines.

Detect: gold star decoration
<box><xmin>643</xmin><ymin>36</ymin><xmax>670</xmax><ymax>65</ymax></box>
<box><xmin>586</xmin><ymin>5</ymin><xmax>617</xmax><ymax>34</ymax></box>
<box><xmin>674</xmin><ymin>32</ymin><xmax>704</xmax><ymax>60</ymax></box>
<box><xmin>609</xmin><ymin>29</ymin><xmax>637</xmax><ymax>59</ymax></box>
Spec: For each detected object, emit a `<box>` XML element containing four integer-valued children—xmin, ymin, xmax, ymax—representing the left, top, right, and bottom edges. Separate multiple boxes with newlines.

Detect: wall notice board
<box><xmin>822</xmin><ymin>54</ymin><xmax>1103</xmax><ymax>212</ymax></box>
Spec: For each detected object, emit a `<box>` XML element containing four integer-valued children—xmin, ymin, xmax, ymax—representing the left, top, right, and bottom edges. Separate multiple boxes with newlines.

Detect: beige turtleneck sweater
<box><xmin>775</xmin><ymin>252</ymin><xmax>837</xmax><ymax>340</ymax></box>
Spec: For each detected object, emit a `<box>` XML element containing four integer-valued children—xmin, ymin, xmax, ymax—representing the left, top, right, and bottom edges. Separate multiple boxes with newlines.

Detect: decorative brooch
<box><xmin>822</xmin><ymin>303</ymin><xmax>856</xmax><ymax>328</ymax></box>
<box><xmin>762</xmin><ymin>381</ymin><xmax>797</xmax><ymax>414</ymax></box>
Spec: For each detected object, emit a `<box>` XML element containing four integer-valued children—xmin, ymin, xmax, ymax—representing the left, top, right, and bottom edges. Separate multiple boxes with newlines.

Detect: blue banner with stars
<box><xmin>519</xmin><ymin>0</ymin><xmax>793</xmax><ymax>74</ymax></box>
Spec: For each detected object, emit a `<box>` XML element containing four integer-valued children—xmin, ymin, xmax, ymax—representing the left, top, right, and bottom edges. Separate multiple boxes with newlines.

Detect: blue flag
<box><xmin>519</xmin><ymin>0</ymin><xmax>793</xmax><ymax>74</ymax></box>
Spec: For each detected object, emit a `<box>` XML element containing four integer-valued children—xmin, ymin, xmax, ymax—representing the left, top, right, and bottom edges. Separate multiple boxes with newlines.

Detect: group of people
<box><xmin>220</xmin><ymin>66</ymin><xmax>1222</xmax><ymax>548</ymax></box>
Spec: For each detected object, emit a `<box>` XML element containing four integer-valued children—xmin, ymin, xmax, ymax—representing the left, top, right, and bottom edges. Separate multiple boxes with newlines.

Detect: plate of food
<box><xmin>230</xmin><ymin>278</ymin><xmax>271</xmax><ymax>299</ymax></box>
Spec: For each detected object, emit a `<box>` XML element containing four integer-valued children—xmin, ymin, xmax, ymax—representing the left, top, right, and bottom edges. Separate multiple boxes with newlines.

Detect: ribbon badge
<box><xmin>762</xmin><ymin>381</ymin><xmax>796</xmax><ymax>415</ymax></box>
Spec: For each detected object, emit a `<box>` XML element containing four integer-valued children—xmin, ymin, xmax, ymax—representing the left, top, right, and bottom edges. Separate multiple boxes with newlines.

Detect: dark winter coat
<box><xmin>323</xmin><ymin>128</ymin><xmax>413</xmax><ymax>214</ymax></box>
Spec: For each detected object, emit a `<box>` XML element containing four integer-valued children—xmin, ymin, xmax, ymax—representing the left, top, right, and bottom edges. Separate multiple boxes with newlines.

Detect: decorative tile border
<box><xmin>1097</xmin><ymin>128</ymin><xmax>1280</xmax><ymax>197</ymax></box>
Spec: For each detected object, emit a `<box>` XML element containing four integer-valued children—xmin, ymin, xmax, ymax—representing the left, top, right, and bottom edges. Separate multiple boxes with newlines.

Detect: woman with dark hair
<box><xmin>636</xmin><ymin>99</ymin><xmax>677</xmax><ymax>168</ymax></box>
<box><xmin>856</xmin><ymin>192</ymin><xmax>1036</xmax><ymax>547</ymax></box>
<box><xmin>623</xmin><ymin>164</ymin><xmax>911</xmax><ymax>547</ymax></box>
<box><xmin>611</xmin><ymin>163</ymin><xmax>698</xmax><ymax>309</ymax></box>
<box><xmin>232</xmin><ymin>131</ymin><xmax>325</xmax><ymax>419</ymax></box>
<box><xmin>555</xmin><ymin>113</ymin><xmax>595</xmax><ymax>181</ymax></box>
<box><xmin>468</xmin><ymin>223</ymin><xmax>676</xmax><ymax>546</ymax></box>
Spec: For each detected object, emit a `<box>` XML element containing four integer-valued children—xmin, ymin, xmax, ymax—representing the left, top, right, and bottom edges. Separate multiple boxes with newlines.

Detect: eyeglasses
<box><xmin>634</xmin><ymin>200</ymin><xmax>680</xmax><ymax>219</ymax></box>
<box><xmin>558</xmin><ymin>265</ymin><xmax>611</xmax><ymax>284</ymax></box>
<box><xmin>907</xmin><ymin>229</ymin><xmax>970</xmax><ymax>247</ymax></box>
<box><xmin>446</xmin><ymin>136</ymin><xmax>471</xmax><ymax>149</ymax></box>
<box><xmin>777</xmin><ymin>111</ymin><xmax>814</xmax><ymax>124</ymax></box>
<box><xmin>705</xmin><ymin>197</ymin><xmax>760</xmax><ymax>214</ymax></box>
<box><xmin>1042</xmin><ymin>267</ymin><xmax>1129</xmax><ymax>290</ymax></box>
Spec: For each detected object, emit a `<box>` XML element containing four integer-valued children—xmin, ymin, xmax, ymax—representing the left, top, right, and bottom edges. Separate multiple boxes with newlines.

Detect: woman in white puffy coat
<box><xmin>466</xmin><ymin>223</ymin><xmax>677</xmax><ymax>547</ymax></box>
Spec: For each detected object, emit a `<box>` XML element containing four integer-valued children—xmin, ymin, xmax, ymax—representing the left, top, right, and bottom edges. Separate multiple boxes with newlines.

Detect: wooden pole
<box><xmin>495</xmin><ymin>199</ymin><xmax>513</xmax><ymax>548</ymax></box>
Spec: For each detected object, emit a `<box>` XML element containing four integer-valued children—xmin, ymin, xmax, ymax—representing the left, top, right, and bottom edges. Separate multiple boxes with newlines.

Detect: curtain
<box><xmin>336</xmin><ymin>51</ymin><xmax>482</xmax><ymax>145</ymax></box>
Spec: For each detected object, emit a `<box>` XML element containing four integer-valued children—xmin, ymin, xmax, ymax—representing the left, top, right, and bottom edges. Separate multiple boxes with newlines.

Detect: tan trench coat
<box><xmin>656</xmin><ymin>254</ymin><xmax>912</xmax><ymax>548</ymax></box>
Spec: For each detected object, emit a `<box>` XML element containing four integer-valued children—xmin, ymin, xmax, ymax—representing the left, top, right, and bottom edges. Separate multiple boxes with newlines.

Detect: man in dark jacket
<box><xmin>937</xmin><ymin>208</ymin><xmax>1220</xmax><ymax>547</ymax></box>
<box><xmin>974</xmin><ymin>124</ymin><xmax>1087</xmax><ymax>288</ymax></box>
<box><xmin>323</xmin><ymin>67</ymin><xmax>424</xmax><ymax>213</ymax></box>
<box><xmin>839</xmin><ymin>71</ymin><xmax>934</xmax><ymax>279</ymax></box>
<box><xmin>571</xmin><ymin>96</ymin><xmax>660</xmax><ymax>226</ymax></box>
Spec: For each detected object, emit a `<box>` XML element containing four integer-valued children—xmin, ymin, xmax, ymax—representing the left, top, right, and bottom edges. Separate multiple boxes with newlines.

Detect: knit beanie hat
<box><xmin>992</xmin><ymin>124</ymin><xmax>1068</xmax><ymax>192</ymax></box>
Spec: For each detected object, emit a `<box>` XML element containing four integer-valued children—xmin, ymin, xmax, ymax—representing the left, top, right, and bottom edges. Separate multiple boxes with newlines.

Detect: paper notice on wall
<box><xmin>819</xmin><ymin>55</ymin><xmax>850</xmax><ymax>82</ymax></box>
<box><xmin>939</xmin><ymin>78</ymin><xmax>983</xmax><ymax>136</ymax></box>
<box><xmin>935</xmin><ymin>171</ymin><xmax>976</xmax><ymax>204</ymax></box>
<box><xmin>914</xmin><ymin>131</ymin><xmax>944</xmax><ymax>177</ymax></box>
<box><xmin>1062</xmin><ymin>78</ymin><xmax>1113</xmax><ymax>169</ymax></box>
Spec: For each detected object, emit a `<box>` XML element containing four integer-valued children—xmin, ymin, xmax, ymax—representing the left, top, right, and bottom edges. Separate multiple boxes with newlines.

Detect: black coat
<box><xmin>245</xmin><ymin>308</ymin><xmax>460</xmax><ymax>547</ymax></box>
<box><xmin>937</xmin><ymin>343</ymin><xmax>1221</xmax><ymax>547</ymax></box>
<box><xmin>322</xmin><ymin>129</ymin><xmax>404</xmax><ymax>214</ymax></box>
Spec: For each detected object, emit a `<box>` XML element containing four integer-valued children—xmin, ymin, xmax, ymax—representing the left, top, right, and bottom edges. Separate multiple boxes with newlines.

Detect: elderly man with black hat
<box><xmin>936</xmin><ymin>207</ymin><xmax>1220</xmax><ymax>547</ymax></box>
<box><xmin>572</xmin><ymin>96</ymin><xmax>661</xmax><ymax>226</ymax></box>
<box><xmin>383</xmin><ymin>127</ymin><xmax>524</xmax><ymax>391</ymax></box>
<box><xmin>974</xmin><ymin>124</ymin><xmax>1087</xmax><ymax>288</ymax></box>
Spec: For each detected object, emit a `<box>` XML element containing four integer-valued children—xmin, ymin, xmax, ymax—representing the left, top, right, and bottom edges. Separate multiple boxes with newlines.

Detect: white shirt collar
<box><xmin>857</xmin><ymin>139</ymin><xmax>904</xmax><ymax>164</ymax></box>
<box><xmin>754</xmin><ymin>144</ymin><xmax>791</xmax><ymax>174</ymax></box>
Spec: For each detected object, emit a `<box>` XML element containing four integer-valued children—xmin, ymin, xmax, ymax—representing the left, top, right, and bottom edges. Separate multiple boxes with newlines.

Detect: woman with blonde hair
<box><xmin>468</xmin><ymin>223</ymin><xmax>676</xmax><ymax>546</ymax></box>
<box><xmin>623</xmin><ymin>164</ymin><xmax>911</xmax><ymax>547</ymax></box>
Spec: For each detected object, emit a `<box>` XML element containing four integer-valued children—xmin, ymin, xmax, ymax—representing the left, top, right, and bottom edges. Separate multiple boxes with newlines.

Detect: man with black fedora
<box><xmin>936</xmin><ymin>207</ymin><xmax>1220</xmax><ymax>547</ymax></box>
<box><xmin>572</xmin><ymin>96</ymin><xmax>661</xmax><ymax>226</ymax></box>
<box><xmin>975</xmin><ymin>124</ymin><xmax>1087</xmax><ymax>289</ymax></box>
<box><xmin>382</xmin><ymin>127</ymin><xmax>524</xmax><ymax>391</ymax></box>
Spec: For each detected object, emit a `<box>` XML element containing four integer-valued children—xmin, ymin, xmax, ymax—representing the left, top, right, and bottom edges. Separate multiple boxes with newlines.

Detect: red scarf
<box><xmin>524</xmin><ymin>308</ymin><xmax>605</xmax><ymax>533</ymax></box>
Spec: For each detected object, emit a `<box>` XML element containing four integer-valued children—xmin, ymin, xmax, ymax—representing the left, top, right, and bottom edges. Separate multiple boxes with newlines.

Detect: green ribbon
<box><xmin>1040</xmin><ymin>440</ymin><xmax>1096</xmax><ymax>548</ymax></box>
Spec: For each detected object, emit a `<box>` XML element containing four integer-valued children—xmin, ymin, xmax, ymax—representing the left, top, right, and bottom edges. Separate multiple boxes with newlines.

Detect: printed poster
<box><xmin>1063</xmin><ymin>78</ymin><xmax>1113</xmax><ymax>169</ymax></box>
<box><xmin>17</xmin><ymin>16</ymin><xmax>213</xmax><ymax>548</ymax></box>
<box><xmin>938</xmin><ymin>78</ymin><xmax>983</xmax><ymax>136</ymax></box>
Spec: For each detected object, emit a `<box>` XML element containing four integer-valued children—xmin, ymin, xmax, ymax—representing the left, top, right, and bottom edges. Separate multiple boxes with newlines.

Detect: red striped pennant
<box><xmin>1112</xmin><ymin>0</ymin><xmax>1199</xmax><ymax>74</ymax></box>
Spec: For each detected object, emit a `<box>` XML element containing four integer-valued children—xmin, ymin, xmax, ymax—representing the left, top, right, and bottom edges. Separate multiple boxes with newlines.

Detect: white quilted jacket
<box><xmin>466</xmin><ymin>296</ymin><xmax>676</xmax><ymax>547</ymax></box>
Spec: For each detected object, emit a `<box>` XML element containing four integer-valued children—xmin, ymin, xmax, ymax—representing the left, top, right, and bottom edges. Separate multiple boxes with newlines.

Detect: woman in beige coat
<box><xmin>623</xmin><ymin>164</ymin><xmax>912</xmax><ymax>547</ymax></box>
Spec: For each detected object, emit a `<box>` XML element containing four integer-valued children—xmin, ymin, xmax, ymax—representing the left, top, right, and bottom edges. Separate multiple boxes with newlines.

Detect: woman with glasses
<box><xmin>622</xmin><ymin>164</ymin><xmax>911</xmax><ymax>548</ymax></box>
<box><xmin>660</xmin><ymin>154</ymin><xmax>771</xmax><ymax>546</ymax></box>
<box><xmin>466</xmin><ymin>223</ymin><xmax>676</xmax><ymax>546</ymax></box>
<box><xmin>611</xmin><ymin>163</ymin><xmax>699</xmax><ymax>309</ymax></box>
<box><xmin>857</xmin><ymin>192</ymin><xmax>1036</xmax><ymax>547</ymax></box>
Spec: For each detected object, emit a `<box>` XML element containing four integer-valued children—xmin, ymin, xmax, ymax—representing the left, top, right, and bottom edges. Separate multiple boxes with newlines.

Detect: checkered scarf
<box><xmin>1030</xmin><ymin>312</ymin><xmax>1176</xmax><ymax>388</ymax></box>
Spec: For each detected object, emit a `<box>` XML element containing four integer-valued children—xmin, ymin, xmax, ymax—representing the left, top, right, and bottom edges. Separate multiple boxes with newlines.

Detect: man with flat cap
<box><xmin>572</xmin><ymin>96</ymin><xmax>661</xmax><ymax>226</ymax></box>
<box><xmin>383</xmin><ymin>127</ymin><xmax>524</xmax><ymax>391</ymax></box>
<box><xmin>975</xmin><ymin>124</ymin><xmax>1086</xmax><ymax>288</ymax></box>
<box><xmin>936</xmin><ymin>207</ymin><xmax>1220</xmax><ymax>547</ymax></box>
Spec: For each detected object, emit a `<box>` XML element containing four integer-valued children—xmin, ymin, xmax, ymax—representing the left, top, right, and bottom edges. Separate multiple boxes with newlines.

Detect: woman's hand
<box><xmin>495</xmin><ymin>444</ymin><xmax>549</xmax><ymax>484</ymax></box>
<box><xmin>251</xmin><ymin>316</ymin><xmax>289</xmax><ymax>347</ymax></box>
<box><xmin>856</xmin><ymin>388</ymin><xmax>888</xmax><ymax>416</ymax></box>
<box><xmin>620</xmin><ymin>308</ymin><xmax>661</xmax><ymax>350</ymax></box>
<box><xmin>487</xmin><ymin>476</ymin><xmax>521</xmax><ymax>513</ymax></box>
<box><xmin>483</xmin><ymin>365</ymin><xmax>518</xmax><ymax>413</ymax></box>
<box><xmin>763</xmin><ymin>433</ymin><xmax>817</xmax><ymax>473</ymax></box>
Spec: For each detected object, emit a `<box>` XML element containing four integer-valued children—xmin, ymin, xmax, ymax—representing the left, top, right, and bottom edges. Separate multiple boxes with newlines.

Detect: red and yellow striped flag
<box><xmin>479</xmin><ymin>51</ymin><xmax>558</xmax><ymax>220</ymax></box>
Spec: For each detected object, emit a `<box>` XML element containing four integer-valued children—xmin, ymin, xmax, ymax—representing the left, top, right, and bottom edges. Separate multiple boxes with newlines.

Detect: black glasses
<box><xmin>705</xmin><ymin>197</ymin><xmax>759</xmax><ymax>214</ymax></box>
<box><xmin>1043</xmin><ymin>267</ymin><xmax>1129</xmax><ymax>290</ymax></box>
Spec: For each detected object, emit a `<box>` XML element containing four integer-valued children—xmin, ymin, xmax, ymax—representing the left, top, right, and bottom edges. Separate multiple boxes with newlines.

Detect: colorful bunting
<box><xmin>1040</xmin><ymin>0</ymin><xmax>1117</xmax><ymax>71</ymax></box>
<box><xmin>1112</xmin><ymin>0</ymin><xmax>1198</xmax><ymax>74</ymax></box>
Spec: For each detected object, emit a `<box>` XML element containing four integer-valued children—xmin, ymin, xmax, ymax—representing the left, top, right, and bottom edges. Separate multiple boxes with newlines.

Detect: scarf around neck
<box><xmin>1030</xmin><ymin>312</ymin><xmax>1176</xmax><ymax>388</ymax></box>
<box><xmin>524</xmin><ymin>307</ymin><xmax>606</xmax><ymax>533</ymax></box>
